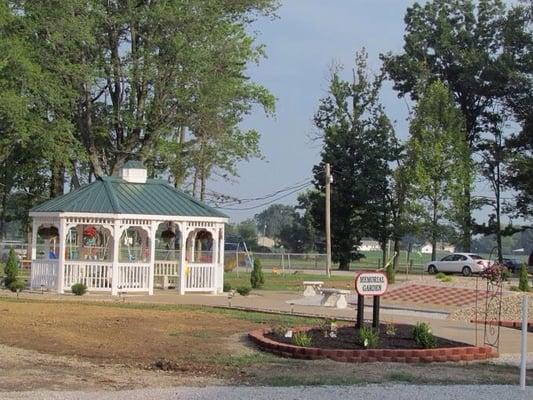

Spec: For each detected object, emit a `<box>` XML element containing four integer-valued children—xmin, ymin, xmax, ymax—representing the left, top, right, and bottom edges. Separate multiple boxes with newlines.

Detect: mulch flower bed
<box><xmin>265</xmin><ymin>323</ymin><xmax>465</xmax><ymax>350</ymax></box>
<box><xmin>249</xmin><ymin>323</ymin><xmax>497</xmax><ymax>363</ymax></box>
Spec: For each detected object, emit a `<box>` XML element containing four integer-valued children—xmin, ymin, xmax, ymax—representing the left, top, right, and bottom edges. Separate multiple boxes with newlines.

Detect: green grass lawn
<box><xmin>224</xmin><ymin>271</ymin><xmax>354</xmax><ymax>292</ymax></box>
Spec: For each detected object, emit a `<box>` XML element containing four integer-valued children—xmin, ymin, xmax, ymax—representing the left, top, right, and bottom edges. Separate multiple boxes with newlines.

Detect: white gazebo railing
<box><xmin>154</xmin><ymin>260</ymin><xmax>178</xmax><ymax>289</ymax></box>
<box><xmin>64</xmin><ymin>261</ymin><xmax>112</xmax><ymax>290</ymax></box>
<box><xmin>30</xmin><ymin>260</ymin><xmax>58</xmax><ymax>289</ymax></box>
<box><xmin>185</xmin><ymin>264</ymin><xmax>216</xmax><ymax>292</ymax></box>
<box><xmin>117</xmin><ymin>263</ymin><xmax>150</xmax><ymax>292</ymax></box>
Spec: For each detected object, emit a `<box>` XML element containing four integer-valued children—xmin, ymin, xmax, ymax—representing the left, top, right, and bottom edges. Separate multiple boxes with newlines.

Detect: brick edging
<box><xmin>470</xmin><ymin>319</ymin><xmax>533</xmax><ymax>332</ymax></box>
<box><xmin>248</xmin><ymin>328</ymin><xmax>497</xmax><ymax>363</ymax></box>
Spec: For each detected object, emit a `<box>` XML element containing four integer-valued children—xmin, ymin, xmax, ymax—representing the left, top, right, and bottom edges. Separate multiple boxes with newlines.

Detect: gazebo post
<box><xmin>212</xmin><ymin>228</ymin><xmax>219</xmax><ymax>294</ymax></box>
<box><xmin>57</xmin><ymin>219</ymin><xmax>66</xmax><ymax>294</ymax></box>
<box><xmin>148</xmin><ymin>221</ymin><xmax>157</xmax><ymax>295</ymax></box>
<box><xmin>178</xmin><ymin>222</ymin><xmax>187</xmax><ymax>295</ymax></box>
<box><xmin>111</xmin><ymin>220</ymin><xmax>120</xmax><ymax>296</ymax></box>
<box><xmin>31</xmin><ymin>219</ymin><xmax>38</xmax><ymax>261</ymax></box>
<box><xmin>218</xmin><ymin>224</ymin><xmax>225</xmax><ymax>294</ymax></box>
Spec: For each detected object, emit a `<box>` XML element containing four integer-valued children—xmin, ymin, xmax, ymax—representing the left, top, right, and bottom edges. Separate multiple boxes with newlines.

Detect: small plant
<box><xmin>271</xmin><ymin>323</ymin><xmax>290</xmax><ymax>337</ymax></box>
<box><xmin>500</xmin><ymin>267</ymin><xmax>511</xmax><ymax>282</ymax></box>
<box><xmin>71</xmin><ymin>282</ymin><xmax>87</xmax><ymax>296</ymax></box>
<box><xmin>385</xmin><ymin>321</ymin><xmax>396</xmax><ymax>336</ymax></box>
<box><xmin>481</xmin><ymin>263</ymin><xmax>505</xmax><ymax>283</ymax></box>
<box><xmin>357</xmin><ymin>326</ymin><xmax>379</xmax><ymax>348</ymax></box>
<box><xmin>435</xmin><ymin>272</ymin><xmax>446</xmax><ymax>280</ymax></box>
<box><xmin>412</xmin><ymin>322</ymin><xmax>436</xmax><ymax>349</ymax></box>
<box><xmin>250</xmin><ymin>258</ymin><xmax>265</xmax><ymax>289</ymax></box>
<box><xmin>440</xmin><ymin>275</ymin><xmax>453</xmax><ymax>283</ymax></box>
<box><xmin>519</xmin><ymin>264</ymin><xmax>530</xmax><ymax>292</ymax></box>
<box><xmin>292</xmin><ymin>331</ymin><xmax>312</xmax><ymax>347</ymax></box>
<box><xmin>223</xmin><ymin>282</ymin><xmax>232</xmax><ymax>292</ymax></box>
<box><xmin>236</xmin><ymin>286</ymin><xmax>251</xmax><ymax>296</ymax></box>
<box><xmin>8</xmin><ymin>280</ymin><xmax>25</xmax><ymax>293</ymax></box>
<box><xmin>4</xmin><ymin>248</ymin><xmax>18</xmax><ymax>287</ymax></box>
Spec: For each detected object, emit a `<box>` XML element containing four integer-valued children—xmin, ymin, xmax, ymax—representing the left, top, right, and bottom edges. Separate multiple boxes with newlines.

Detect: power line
<box><xmin>214</xmin><ymin>182</ymin><xmax>313</xmax><ymax>211</ymax></box>
<box><xmin>212</xmin><ymin>177</ymin><xmax>313</xmax><ymax>207</ymax></box>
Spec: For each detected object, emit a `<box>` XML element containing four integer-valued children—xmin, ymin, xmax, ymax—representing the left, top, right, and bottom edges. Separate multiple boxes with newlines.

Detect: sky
<box><xmin>209</xmin><ymin>0</ymin><xmax>517</xmax><ymax>224</ymax></box>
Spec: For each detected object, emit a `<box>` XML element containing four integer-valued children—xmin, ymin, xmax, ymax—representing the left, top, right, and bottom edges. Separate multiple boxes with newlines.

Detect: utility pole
<box><xmin>325</xmin><ymin>163</ymin><xmax>332</xmax><ymax>277</ymax></box>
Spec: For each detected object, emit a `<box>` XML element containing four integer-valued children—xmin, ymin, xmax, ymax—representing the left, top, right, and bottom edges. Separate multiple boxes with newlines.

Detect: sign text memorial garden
<box><xmin>355</xmin><ymin>272</ymin><xmax>388</xmax><ymax>329</ymax></box>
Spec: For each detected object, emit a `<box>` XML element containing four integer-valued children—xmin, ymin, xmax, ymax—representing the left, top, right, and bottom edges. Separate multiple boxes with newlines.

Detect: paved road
<box><xmin>2</xmin><ymin>385</ymin><xmax>533</xmax><ymax>400</ymax></box>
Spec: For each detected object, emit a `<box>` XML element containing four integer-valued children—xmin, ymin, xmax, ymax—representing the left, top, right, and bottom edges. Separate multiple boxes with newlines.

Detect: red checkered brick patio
<box><xmin>382</xmin><ymin>284</ymin><xmax>492</xmax><ymax>307</ymax></box>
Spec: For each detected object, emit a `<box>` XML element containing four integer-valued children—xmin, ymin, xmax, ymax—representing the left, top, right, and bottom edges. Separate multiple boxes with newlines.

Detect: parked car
<box><xmin>501</xmin><ymin>258</ymin><xmax>521</xmax><ymax>274</ymax></box>
<box><xmin>426</xmin><ymin>253</ymin><xmax>491</xmax><ymax>277</ymax></box>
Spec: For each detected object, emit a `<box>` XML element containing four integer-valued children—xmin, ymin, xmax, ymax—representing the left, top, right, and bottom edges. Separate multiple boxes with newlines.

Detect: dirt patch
<box><xmin>0</xmin><ymin>299</ymin><xmax>258</xmax><ymax>374</ymax></box>
<box><xmin>266</xmin><ymin>323</ymin><xmax>468</xmax><ymax>350</ymax></box>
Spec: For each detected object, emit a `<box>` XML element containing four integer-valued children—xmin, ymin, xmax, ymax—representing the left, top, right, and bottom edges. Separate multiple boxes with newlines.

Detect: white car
<box><xmin>426</xmin><ymin>253</ymin><xmax>491</xmax><ymax>277</ymax></box>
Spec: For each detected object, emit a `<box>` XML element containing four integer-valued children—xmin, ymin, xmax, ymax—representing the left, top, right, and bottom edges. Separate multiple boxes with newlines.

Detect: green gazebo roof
<box><xmin>30</xmin><ymin>177</ymin><xmax>227</xmax><ymax>219</ymax></box>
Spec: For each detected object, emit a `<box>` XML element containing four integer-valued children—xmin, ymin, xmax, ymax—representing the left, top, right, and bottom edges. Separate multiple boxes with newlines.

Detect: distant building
<box><xmin>360</xmin><ymin>239</ymin><xmax>380</xmax><ymax>252</ymax></box>
<box><xmin>420</xmin><ymin>242</ymin><xmax>455</xmax><ymax>254</ymax></box>
<box><xmin>257</xmin><ymin>236</ymin><xmax>275</xmax><ymax>248</ymax></box>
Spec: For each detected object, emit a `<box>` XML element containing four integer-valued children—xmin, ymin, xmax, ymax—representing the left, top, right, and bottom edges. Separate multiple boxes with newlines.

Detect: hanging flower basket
<box><xmin>161</xmin><ymin>229</ymin><xmax>176</xmax><ymax>242</ymax></box>
<box><xmin>37</xmin><ymin>226</ymin><xmax>59</xmax><ymax>239</ymax></box>
<box><xmin>83</xmin><ymin>226</ymin><xmax>97</xmax><ymax>238</ymax></box>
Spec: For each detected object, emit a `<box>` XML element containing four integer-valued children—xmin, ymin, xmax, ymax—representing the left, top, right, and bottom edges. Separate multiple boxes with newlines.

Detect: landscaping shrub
<box><xmin>8</xmin><ymin>280</ymin><xmax>25</xmax><ymax>292</ymax></box>
<box><xmin>519</xmin><ymin>264</ymin><xmax>530</xmax><ymax>292</ymax></box>
<box><xmin>412</xmin><ymin>322</ymin><xmax>436</xmax><ymax>348</ymax></box>
<box><xmin>271</xmin><ymin>323</ymin><xmax>290</xmax><ymax>337</ymax></box>
<box><xmin>71</xmin><ymin>283</ymin><xmax>87</xmax><ymax>296</ymax></box>
<box><xmin>385</xmin><ymin>321</ymin><xmax>396</xmax><ymax>337</ymax></box>
<box><xmin>292</xmin><ymin>331</ymin><xmax>312</xmax><ymax>347</ymax></box>
<box><xmin>357</xmin><ymin>326</ymin><xmax>379</xmax><ymax>348</ymax></box>
<box><xmin>250</xmin><ymin>258</ymin><xmax>265</xmax><ymax>289</ymax></box>
<box><xmin>236</xmin><ymin>286</ymin><xmax>251</xmax><ymax>296</ymax></box>
<box><xmin>223</xmin><ymin>282</ymin><xmax>232</xmax><ymax>292</ymax></box>
<box><xmin>440</xmin><ymin>275</ymin><xmax>453</xmax><ymax>283</ymax></box>
<box><xmin>4</xmin><ymin>248</ymin><xmax>18</xmax><ymax>287</ymax></box>
<box><xmin>435</xmin><ymin>272</ymin><xmax>446</xmax><ymax>280</ymax></box>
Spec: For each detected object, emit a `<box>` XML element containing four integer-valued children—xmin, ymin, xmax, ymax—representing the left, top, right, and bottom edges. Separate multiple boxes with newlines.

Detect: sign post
<box><xmin>355</xmin><ymin>272</ymin><xmax>388</xmax><ymax>329</ymax></box>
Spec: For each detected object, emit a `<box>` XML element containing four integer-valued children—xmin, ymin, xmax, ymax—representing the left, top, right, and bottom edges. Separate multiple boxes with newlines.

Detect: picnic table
<box><xmin>302</xmin><ymin>281</ymin><xmax>324</xmax><ymax>297</ymax></box>
<box><xmin>320</xmin><ymin>288</ymin><xmax>350</xmax><ymax>309</ymax></box>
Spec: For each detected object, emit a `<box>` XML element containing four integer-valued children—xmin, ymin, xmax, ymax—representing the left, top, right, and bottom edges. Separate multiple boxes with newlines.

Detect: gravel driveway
<box><xmin>2</xmin><ymin>385</ymin><xmax>533</xmax><ymax>400</ymax></box>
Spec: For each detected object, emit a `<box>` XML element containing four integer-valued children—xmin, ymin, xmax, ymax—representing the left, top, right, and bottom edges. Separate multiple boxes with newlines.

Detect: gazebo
<box><xmin>29</xmin><ymin>161</ymin><xmax>228</xmax><ymax>296</ymax></box>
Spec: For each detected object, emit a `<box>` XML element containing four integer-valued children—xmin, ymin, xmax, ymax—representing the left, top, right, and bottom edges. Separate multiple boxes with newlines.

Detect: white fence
<box><xmin>30</xmin><ymin>260</ymin><xmax>58</xmax><ymax>289</ymax></box>
<box><xmin>64</xmin><ymin>261</ymin><xmax>112</xmax><ymax>290</ymax></box>
<box><xmin>185</xmin><ymin>264</ymin><xmax>215</xmax><ymax>292</ymax></box>
<box><xmin>117</xmin><ymin>263</ymin><xmax>150</xmax><ymax>291</ymax></box>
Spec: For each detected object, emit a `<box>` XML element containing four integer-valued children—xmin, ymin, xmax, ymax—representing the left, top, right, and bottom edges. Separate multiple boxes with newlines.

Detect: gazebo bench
<box><xmin>302</xmin><ymin>281</ymin><xmax>324</xmax><ymax>296</ymax></box>
<box><xmin>320</xmin><ymin>288</ymin><xmax>350</xmax><ymax>309</ymax></box>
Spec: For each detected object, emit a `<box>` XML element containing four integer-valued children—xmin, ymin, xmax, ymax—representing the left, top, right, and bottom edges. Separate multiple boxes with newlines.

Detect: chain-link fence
<box><xmin>224</xmin><ymin>250</ymin><xmax>492</xmax><ymax>276</ymax></box>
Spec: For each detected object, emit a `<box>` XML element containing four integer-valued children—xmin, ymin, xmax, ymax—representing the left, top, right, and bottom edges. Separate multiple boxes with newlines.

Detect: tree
<box><xmin>382</xmin><ymin>0</ymin><xmax>530</xmax><ymax>251</ymax></box>
<box><xmin>405</xmin><ymin>81</ymin><xmax>471</xmax><ymax>261</ymax></box>
<box><xmin>254</xmin><ymin>204</ymin><xmax>298</xmax><ymax>239</ymax></box>
<box><xmin>3</xmin><ymin>248</ymin><xmax>18</xmax><ymax>287</ymax></box>
<box><xmin>250</xmin><ymin>258</ymin><xmax>264</xmax><ymax>289</ymax></box>
<box><xmin>310</xmin><ymin>51</ymin><xmax>399</xmax><ymax>270</ymax></box>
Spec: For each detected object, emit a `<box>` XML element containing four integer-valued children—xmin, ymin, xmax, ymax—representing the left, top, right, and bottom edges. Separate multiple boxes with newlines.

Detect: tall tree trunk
<box><xmin>338</xmin><ymin>258</ymin><xmax>350</xmax><ymax>271</ymax></box>
<box><xmin>495</xmin><ymin>134</ymin><xmax>503</xmax><ymax>263</ymax></box>
<box><xmin>70</xmin><ymin>160</ymin><xmax>81</xmax><ymax>189</ymax></box>
<box><xmin>462</xmin><ymin>186</ymin><xmax>472</xmax><ymax>252</ymax></box>
<box><xmin>431</xmin><ymin>198</ymin><xmax>438</xmax><ymax>262</ymax></box>
<box><xmin>393</xmin><ymin>238</ymin><xmax>401</xmax><ymax>271</ymax></box>
<box><xmin>381</xmin><ymin>241</ymin><xmax>387</xmax><ymax>269</ymax></box>
<box><xmin>50</xmin><ymin>163</ymin><xmax>65</xmax><ymax>198</ymax></box>
<box><xmin>0</xmin><ymin>190</ymin><xmax>8</xmax><ymax>240</ymax></box>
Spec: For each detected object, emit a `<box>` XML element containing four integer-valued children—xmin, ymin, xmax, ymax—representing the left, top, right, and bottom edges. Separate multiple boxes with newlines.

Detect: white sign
<box><xmin>355</xmin><ymin>272</ymin><xmax>388</xmax><ymax>296</ymax></box>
